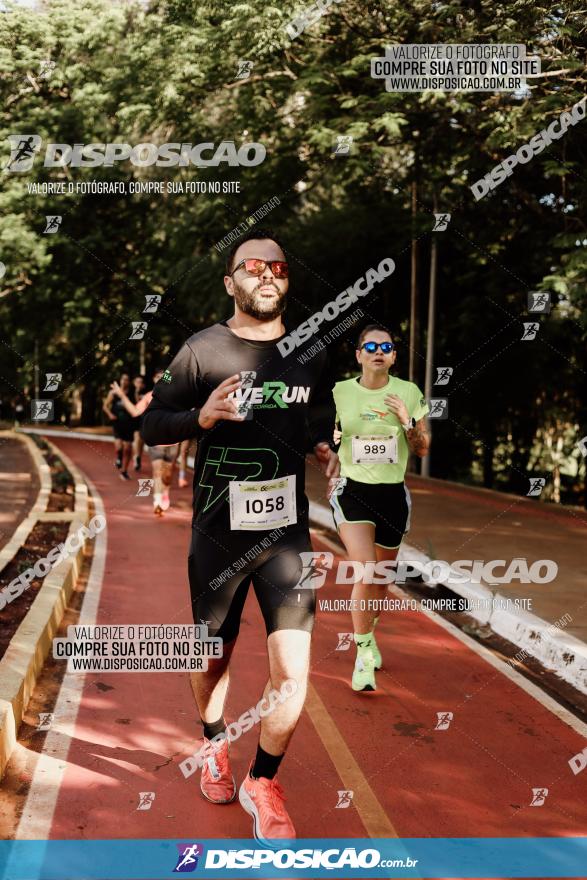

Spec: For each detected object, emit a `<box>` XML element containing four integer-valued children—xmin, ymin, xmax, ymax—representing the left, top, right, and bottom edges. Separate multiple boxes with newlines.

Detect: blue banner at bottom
<box><xmin>1</xmin><ymin>837</ymin><xmax>586</xmax><ymax>879</ymax></box>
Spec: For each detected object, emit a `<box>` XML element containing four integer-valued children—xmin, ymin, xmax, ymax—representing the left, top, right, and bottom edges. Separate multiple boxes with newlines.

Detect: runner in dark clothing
<box><xmin>103</xmin><ymin>372</ymin><xmax>135</xmax><ymax>479</ymax></box>
<box><xmin>142</xmin><ymin>229</ymin><xmax>338</xmax><ymax>845</ymax></box>
<box><xmin>132</xmin><ymin>374</ymin><xmax>147</xmax><ymax>472</ymax></box>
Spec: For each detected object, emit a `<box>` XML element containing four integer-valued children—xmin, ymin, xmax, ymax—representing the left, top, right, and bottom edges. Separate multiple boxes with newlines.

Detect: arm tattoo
<box><xmin>406</xmin><ymin>422</ymin><xmax>430</xmax><ymax>456</ymax></box>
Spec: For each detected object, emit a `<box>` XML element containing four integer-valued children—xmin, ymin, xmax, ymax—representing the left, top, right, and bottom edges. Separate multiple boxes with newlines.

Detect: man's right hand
<box><xmin>198</xmin><ymin>374</ymin><xmax>243</xmax><ymax>430</ymax></box>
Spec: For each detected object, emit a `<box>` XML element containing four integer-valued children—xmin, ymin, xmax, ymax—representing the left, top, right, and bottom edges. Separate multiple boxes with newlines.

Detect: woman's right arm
<box><xmin>102</xmin><ymin>390</ymin><xmax>116</xmax><ymax>420</ymax></box>
<box><xmin>111</xmin><ymin>383</ymin><xmax>152</xmax><ymax>418</ymax></box>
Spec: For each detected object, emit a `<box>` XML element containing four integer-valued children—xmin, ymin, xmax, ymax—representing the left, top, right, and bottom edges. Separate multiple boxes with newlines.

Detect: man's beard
<box><xmin>232</xmin><ymin>279</ymin><xmax>287</xmax><ymax>321</ymax></box>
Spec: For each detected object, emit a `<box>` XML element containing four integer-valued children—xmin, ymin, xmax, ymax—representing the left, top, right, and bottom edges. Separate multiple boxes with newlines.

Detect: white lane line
<box><xmin>18</xmin><ymin>428</ymin><xmax>114</xmax><ymax>443</ymax></box>
<box><xmin>14</xmin><ymin>474</ymin><xmax>107</xmax><ymax>840</ymax></box>
<box><xmin>17</xmin><ymin>428</ymin><xmax>198</xmax><ymax>472</ymax></box>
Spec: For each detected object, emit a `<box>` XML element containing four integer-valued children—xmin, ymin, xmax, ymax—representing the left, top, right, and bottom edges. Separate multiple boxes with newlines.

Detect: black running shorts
<box><xmin>330</xmin><ymin>478</ymin><xmax>411</xmax><ymax>549</ymax></box>
<box><xmin>187</xmin><ymin>527</ymin><xmax>316</xmax><ymax>644</ymax></box>
<box><xmin>112</xmin><ymin>420</ymin><xmax>135</xmax><ymax>442</ymax></box>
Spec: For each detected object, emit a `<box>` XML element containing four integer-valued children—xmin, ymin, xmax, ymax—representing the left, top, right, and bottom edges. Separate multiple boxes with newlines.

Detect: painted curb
<box><xmin>309</xmin><ymin>501</ymin><xmax>587</xmax><ymax>695</ymax></box>
<box><xmin>0</xmin><ymin>435</ymin><xmax>91</xmax><ymax>779</ymax></box>
<box><xmin>0</xmin><ymin>431</ymin><xmax>51</xmax><ymax>576</ymax></box>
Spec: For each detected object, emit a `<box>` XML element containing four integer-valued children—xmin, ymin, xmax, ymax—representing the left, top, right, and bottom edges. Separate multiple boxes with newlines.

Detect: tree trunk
<box><xmin>409</xmin><ymin>177</ymin><xmax>419</xmax><ymax>385</ymax></box>
<box><xmin>81</xmin><ymin>383</ymin><xmax>99</xmax><ymax>426</ymax></box>
<box><xmin>481</xmin><ymin>423</ymin><xmax>495</xmax><ymax>488</ymax></box>
<box><xmin>421</xmin><ymin>192</ymin><xmax>438</xmax><ymax>479</ymax></box>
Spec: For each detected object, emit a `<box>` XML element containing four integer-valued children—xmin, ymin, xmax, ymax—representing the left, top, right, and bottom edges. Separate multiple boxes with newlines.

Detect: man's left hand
<box><xmin>314</xmin><ymin>442</ymin><xmax>340</xmax><ymax>479</ymax></box>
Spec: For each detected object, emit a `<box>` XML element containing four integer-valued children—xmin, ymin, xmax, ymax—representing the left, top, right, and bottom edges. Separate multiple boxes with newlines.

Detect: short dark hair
<box><xmin>357</xmin><ymin>324</ymin><xmax>393</xmax><ymax>349</ymax></box>
<box><xmin>225</xmin><ymin>228</ymin><xmax>286</xmax><ymax>275</ymax></box>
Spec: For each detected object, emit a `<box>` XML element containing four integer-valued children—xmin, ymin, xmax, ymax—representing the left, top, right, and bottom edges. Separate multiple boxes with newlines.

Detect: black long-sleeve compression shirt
<box><xmin>142</xmin><ymin>321</ymin><xmax>336</xmax><ymax>533</ymax></box>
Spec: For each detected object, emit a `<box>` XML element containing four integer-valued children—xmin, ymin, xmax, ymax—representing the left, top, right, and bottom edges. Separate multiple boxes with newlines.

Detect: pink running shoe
<box><xmin>239</xmin><ymin>762</ymin><xmax>296</xmax><ymax>846</ymax></box>
<box><xmin>200</xmin><ymin>737</ymin><xmax>236</xmax><ymax>804</ymax></box>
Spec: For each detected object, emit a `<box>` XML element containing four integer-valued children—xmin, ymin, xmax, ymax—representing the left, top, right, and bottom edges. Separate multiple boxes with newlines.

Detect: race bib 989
<box><xmin>351</xmin><ymin>435</ymin><xmax>398</xmax><ymax>464</ymax></box>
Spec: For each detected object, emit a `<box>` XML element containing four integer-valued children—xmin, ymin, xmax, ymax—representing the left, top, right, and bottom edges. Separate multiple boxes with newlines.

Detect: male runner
<box><xmin>142</xmin><ymin>230</ymin><xmax>338</xmax><ymax>844</ymax></box>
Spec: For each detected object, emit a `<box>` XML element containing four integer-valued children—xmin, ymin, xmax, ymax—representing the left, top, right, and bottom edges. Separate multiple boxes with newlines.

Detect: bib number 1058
<box><xmin>229</xmin><ymin>475</ymin><xmax>296</xmax><ymax>530</ymax></box>
<box><xmin>245</xmin><ymin>496</ymin><xmax>285</xmax><ymax>514</ymax></box>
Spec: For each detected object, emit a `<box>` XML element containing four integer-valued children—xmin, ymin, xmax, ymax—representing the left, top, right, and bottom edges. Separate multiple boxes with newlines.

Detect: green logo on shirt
<box><xmin>360</xmin><ymin>408</ymin><xmax>388</xmax><ymax>421</ymax></box>
<box><xmin>199</xmin><ymin>446</ymin><xmax>279</xmax><ymax>511</ymax></box>
<box><xmin>161</xmin><ymin>370</ymin><xmax>173</xmax><ymax>384</ymax></box>
<box><xmin>230</xmin><ymin>381</ymin><xmax>311</xmax><ymax>410</ymax></box>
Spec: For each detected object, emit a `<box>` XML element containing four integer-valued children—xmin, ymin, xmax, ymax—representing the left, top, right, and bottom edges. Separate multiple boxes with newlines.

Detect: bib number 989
<box><xmin>363</xmin><ymin>444</ymin><xmax>387</xmax><ymax>455</ymax></box>
<box><xmin>351</xmin><ymin>435</ymin><xmax>398</xmax><ymax>464</ymax></box>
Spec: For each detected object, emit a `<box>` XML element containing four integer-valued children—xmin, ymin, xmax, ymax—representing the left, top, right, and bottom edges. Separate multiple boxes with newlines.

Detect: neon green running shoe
<box><xmin>352</xmin><ymin>650</ymin><xmax>376</xmax><ymax>692</ymax></box>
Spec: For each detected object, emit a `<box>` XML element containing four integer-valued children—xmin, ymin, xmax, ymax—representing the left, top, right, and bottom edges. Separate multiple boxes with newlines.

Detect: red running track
<box><xmin>16</xmin><ymin>437</ymin><xmax>587</xmax><ymax>849</ymax></box>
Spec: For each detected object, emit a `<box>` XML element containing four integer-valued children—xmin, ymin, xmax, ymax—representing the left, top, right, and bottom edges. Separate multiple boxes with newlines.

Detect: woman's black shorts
<box><xmin>112</xmin><ymin>419</ymin><xmax>135</xmax><ymax>442</ymax></box>
<box><xmin>330</xmin><ymin>477</ymin><xmax>411</xmax><ymax>549</ymax></box>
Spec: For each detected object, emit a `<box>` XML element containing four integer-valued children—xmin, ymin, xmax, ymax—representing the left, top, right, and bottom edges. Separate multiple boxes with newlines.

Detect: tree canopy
<box><xmin>1</xmin><ymin>0</ymin><xmax>586</xmax><ymax>502</ymax></box>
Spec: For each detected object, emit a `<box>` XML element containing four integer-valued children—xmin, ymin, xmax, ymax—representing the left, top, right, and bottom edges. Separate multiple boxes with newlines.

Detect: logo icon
<box><xmin>521</xmin><ymin>322</ymin><xmax>539</xmax><ymax>341</ymax></box>
<box><xmin>335</xmin><ymin>790</ymin><xmax>354</xmax><ymax>808</ymax></box>
<box><xmin>236</xmin><ymin>60</ymin><xmax>253</xmax><ymax>80</ymax></box>
<box><xmin>136</xmin><ymin>791</ymin><xmax>155</xmax><ymax>811</ymax></box>
<box><xmin>530</xmin><ymin>787</ymin><xmax>548</xmax><ymax>807</ymax></box>
<box><xmin>199</xmin><ymin>446</ymin><xmax>279</xmax><ymax>512</ymax></box>
<box><xmin>333</xmin><ymin>135</ymin><xmax>353</xmax><ymax>155</ymax></box>
<box><xmin>43</xmin><ymin>215</ymin><xmax>62</xmax><ymax>234</ymax></box>
<box><xmin>129</xmin><ymin>321</ymin><xmax>148</xmax><ymax>340</ymax></box>
<box><xmin>336</xmin><ymin>633</ymin><xmax>353</xmax><ymax>651</ymax></box>
<box><xmin>527</xmin><ymin>292</ymin><xmax>551</xmax><ymax>314</ymax></box>
<box><xmin>527</xmin><ymin>478</ymin><xmax>546</xmax><ymax>497</ymax></box>
<box><xmin>5</xmin><ymin>134</ymin><xmax>42</xmax><ymax>172</ymax></box>
<box><xmin>435</xmin><ymin>711</ymin><xmax>453</xmax><ymax>730</ymax></box>
<box><xmin>31</xmin><ymin>400</ymin><xmax>54</xmax><ymax>421</ymax></box>
<box><xmin>432</xmin><ymin>213</ymin><xmax>451</xmax><ymax>232</ymax></box>
<box><xmin>240</xmin><ymin>370</ymin><xmax>257</xmax><ymax>388</ymax></box>
<box><xmin>569</xmin><ymin>746</ymin><xmax>587</xmax><ymax>776</ymax></box>
<box><xmin>174</xmin><ymin>843</ymin><xmax>204</xmax><ymax>873</ymax></box>
<box><xmin>234</xmin><ymin>399</ymin><xmax>253</xmax><ymax>420</ymax></box>
<box><xmin>161</xmin><ymin>369</ymin><xmax>173</xmax><ymax>384</ymax></box>
<box><xmin>329</xmin><ymin>476</ymin><xmax>347</xmax><ymax>497</ymax></box>
<box><xmin>38</xmin><ymin>60</ymin><xmax>56</xmax><ymax>81</ymax></box>
<box><xmin>43</xmin><ymin>373</ymin><xmax>62</xmax><ymax>391</ymax></box>
<box><xmin>37</xmin><ymin>712</ymin><xmax>54</xmax><ymax>731</ymax></box>
<box><xmin>137</xmin><ymin>479</ymin><xmax>154</xmax><ymax>497</ymax></box>
<box><xmin>360</xmin><ymin>408</ymin><xmax>388</xmax><ymax>422</ymax></box>
<box><xmin>143</xmin><ymin>294</ymin><xmax>161</xmax><ymax>313</ymax></box>
<box><xmin>428</xmin><ymin>399</ymin><xmax>448</xmax><ymax>420</ymax></box>
<box><xmin>295</xmin><ymin>551</ymin><xmax>334</xmax><ymax>589</ymax></box>
<box><xmin>434</xmin><ymin>367</ymin><xmax>453</xmax><ymax>386</ymax></box>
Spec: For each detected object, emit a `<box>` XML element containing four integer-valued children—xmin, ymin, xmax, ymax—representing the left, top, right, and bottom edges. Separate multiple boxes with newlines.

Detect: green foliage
<box><xmin>0</xmin><ymin>0</ymin><xmax>585</xmax><ymax>502</ymax></box>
